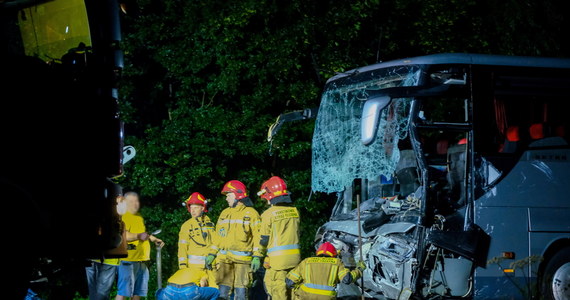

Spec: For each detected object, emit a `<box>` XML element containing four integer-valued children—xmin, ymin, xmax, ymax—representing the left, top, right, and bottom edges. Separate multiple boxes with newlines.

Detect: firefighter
<box><xmin>155</xmin><ymin>268</ymin><xmax>220</xmax><ymax>300</ymax></box>
<box><xmin>285</xmin><ymin>242</ymin><xmax>366</xmax><ymax>300</ymax></box>
<box><xmin>178</xmin><ymin>192</ymin><xmax>217</xmax><ymax>288</ymax></box>
<box><xmin>205</xmin><ymin>180</ymin><xmax>262</xmax><ymax>300</ymax></box>
<box><xmin>257</xmin><ymin>176</ymin><xmax>301</xmax><ymax>300</ymax></box>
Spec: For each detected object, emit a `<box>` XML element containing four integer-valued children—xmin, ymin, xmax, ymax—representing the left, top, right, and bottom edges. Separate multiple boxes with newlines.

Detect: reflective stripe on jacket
<box><xmin>260</xmin><ymin>205</ymin><xmax>301</xmax><ymax>270</ymax></box>
<box><xmin>286</xmin><ymin>257</ymin><xmax>361</xmax><ymax>298</ymax></box>
<box><xmin>178</xmin><ymin>215</ymin><xmax>215</xmax><ymax>269</ymax></box>
<box><xmin>210</xmin><ymin>204</ymin><xmax>262</xmax><ymax>262</ymax></box>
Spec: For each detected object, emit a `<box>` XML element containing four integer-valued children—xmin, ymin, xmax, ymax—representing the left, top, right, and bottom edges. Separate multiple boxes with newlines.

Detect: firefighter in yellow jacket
<box><xmin>178</xmin><ymin>192</ymin><xmax>217</xmax><ymax>287</ymax></box>
<box><xmin>205</xmin><ymin>180</ymin><xmax>262</xmax><ymax>300</ymax></box>
<box><xmin>257</xmin><ymin>176</ymin><xmax>301</xmax><ymax>300</ymax></box>
<box><xmin>286</xmin><ymin>242</ymin><xmax>366</xmax><ymax>300</ymax></box>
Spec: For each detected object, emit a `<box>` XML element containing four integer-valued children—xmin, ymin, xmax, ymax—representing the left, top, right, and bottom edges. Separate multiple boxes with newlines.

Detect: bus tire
<box><xmin>542</xmin><ymin>247</ymin><xmax>570</xmax><ymax>300</ymax></box>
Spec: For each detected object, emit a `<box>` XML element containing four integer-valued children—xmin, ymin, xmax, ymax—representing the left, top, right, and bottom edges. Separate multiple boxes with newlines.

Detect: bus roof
<box><xmin>327</xmin><ymin>53</ymin><xmax>570</xmax><ymax>83</ymax></box>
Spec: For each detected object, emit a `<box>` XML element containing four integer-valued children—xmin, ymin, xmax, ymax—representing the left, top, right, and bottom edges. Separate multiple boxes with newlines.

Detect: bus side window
<box><xmin>529</xmin><ymin>122</ymin><xmax>567</xmax><ymax>141</ymax></box>
<box><xmin>527</xmin><ymin>122</ymin><xmax>569</xmax><ymax>147</ymax></box>
<box><xmin>499</xmin><ymin>125</ymin><xmax>520</xmax><ymax>153</ymax></box>
<box><xmin>555</xmin><ymin>125</ymin><xmax>565</xmax><ymax>138</ymax></box>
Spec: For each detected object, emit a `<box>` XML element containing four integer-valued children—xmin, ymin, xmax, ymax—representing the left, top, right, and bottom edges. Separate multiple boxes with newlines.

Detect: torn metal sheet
<box><xmin>374</xmin><ymin>222</ymin><xmax>416</xmax><ymax>236</ymax></box>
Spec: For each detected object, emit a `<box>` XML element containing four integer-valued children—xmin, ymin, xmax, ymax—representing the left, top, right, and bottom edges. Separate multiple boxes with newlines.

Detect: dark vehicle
<box><xmin>309</xmin><ymin>53</ymin><xmax>570</xmax><ymax>299</ymax></box>
<box><xmin>1</xmin><ymin>0</ymin><xmax>126</xmax><ymax>298</ymax></box>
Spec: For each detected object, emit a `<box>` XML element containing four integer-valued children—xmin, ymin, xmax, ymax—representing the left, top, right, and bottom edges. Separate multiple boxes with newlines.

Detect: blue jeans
<box><xmin>85</xmin><ymin>261</ymin><xmax>117</xmax><ymax>300</ymax></box>
<box><xmin>155</xmin><ymin>284</ymin><xmax>220</xmax><ymax>300</ymax></box>
<box><xmin>117</xmin><ymin>261</ymin><xmax>149</xmax><ymax>297</ymax></box>
<box><xmin>25</xmin><ymin>289</ymin><xmax>42</xmax><ymax>300</ymax></box>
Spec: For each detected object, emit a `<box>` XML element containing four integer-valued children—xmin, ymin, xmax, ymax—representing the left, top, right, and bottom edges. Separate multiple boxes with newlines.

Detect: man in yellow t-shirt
<box><xmin>116</xmin><ymin>192</ymin><xmax>164</xmax><ymax>300</ymax></box>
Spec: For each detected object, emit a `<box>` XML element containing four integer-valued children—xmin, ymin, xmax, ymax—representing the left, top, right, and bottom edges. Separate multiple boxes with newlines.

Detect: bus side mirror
<box><xmin>361</xmin><ymin>96</ymin><xmax>391</xmax><ymax>145</ymax></box>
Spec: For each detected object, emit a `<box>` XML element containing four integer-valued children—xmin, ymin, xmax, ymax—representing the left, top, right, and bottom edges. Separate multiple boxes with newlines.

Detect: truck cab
<box><xmin>1</xmin><ymin>0</ymin><xmax>126</xmax><ymax>297</ymax></box>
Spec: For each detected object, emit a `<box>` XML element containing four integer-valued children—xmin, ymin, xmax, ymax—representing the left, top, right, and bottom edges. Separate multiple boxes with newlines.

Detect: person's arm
<box><xmin>124</xmin><ymin>215</ymin><xmax>152</xmax><ymax>243</ymax></box>
<box><xmin>259</xmin><ymin>210</ymin><xmax>271</xmax><ymax>257</ymax></box>
<box><xmin>125</xmin><ymin>231</ymin><xmax>139</xmax><ymax>242</ymax></box>
<box><xmin>149</xmin><ymin>234</ymin><xmax>165</xmax><ymax>247</ymax></box>
<box><xmin>338</xmin><ymin>260</ymin><xmax>363</xmax><ymax>284</ymax></box>
<box><xmin>209</xmin><ymin>210</ymin><xmax>225</xmax><ymax>256</ymax></box>
<box><xmin>122</xmin><ymin>219</ymin><xmax>139</xmax><ymax>242</ymax></box>
<box><xmin>125</xmin><ymin>228</ymin><xmax>163</xmax><ymax>246</ymax></box>
<box><xmin>178</xmin><ymin>221</ymin><xmax>190</xmax><ymax>269</ymax></box>
<box><xmin>206</xmin><ymin>210</ymin><xmax>226</xmax><ymax>269</ymax></box>
<box><xmin>199</xmin><ymin>274</ymin><xmax>209</xmax><ymax>287</ymax></box>
<box><xmin>251</xmin><ymin>210</ymin><xmax>263</xmax><ymax>258</ymax></box>
<box><xmin>285</xmin><ymin>260</ymin><xmax>304</xmax><ymax>288</ymax></box>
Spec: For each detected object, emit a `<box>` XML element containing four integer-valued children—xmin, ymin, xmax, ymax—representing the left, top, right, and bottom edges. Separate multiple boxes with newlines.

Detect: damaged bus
<box><xmin>311</xmin><ymin>53</ymin><xmax>570</xmax><ymax>299</ymax></box>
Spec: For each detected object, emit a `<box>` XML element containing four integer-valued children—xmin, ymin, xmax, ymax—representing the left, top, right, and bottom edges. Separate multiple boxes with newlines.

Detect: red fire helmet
<box><xmin>316</xmin><ymin>242</ymin><xmax>338</xmax><ymax>257</ymax></box>
<box><xmin>257</xmin><ymin>176</ymin><xmax>289</xmax><ymax>201</ymax></box>
<box><xmin>221</xmin><ymin>180</ymin><xmax>248</xmax><ymax>200</ymax></box>
<box><xmin>185</xmin><ymin>192</ymin><xmax>208</xmax><ymax>212</ymax></box>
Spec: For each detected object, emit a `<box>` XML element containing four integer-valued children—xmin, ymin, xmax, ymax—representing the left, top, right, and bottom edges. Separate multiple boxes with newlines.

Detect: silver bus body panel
<box><xmin>474</xmin><ymin>148</ymin><xmax>570</xmax><ymax>298</ymax></box>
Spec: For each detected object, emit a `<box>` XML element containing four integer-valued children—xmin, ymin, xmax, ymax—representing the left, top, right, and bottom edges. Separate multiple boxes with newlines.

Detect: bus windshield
<box><xmin>311</xmin><ymin>66</ymin><xmax>420</xmax><ymax>194</ymax></box>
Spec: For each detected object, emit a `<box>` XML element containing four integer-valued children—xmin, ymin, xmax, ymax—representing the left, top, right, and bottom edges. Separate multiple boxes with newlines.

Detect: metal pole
<box><xmin>156</xmin><ymin>245</ymin><xmax>162</xmax><ymax>289</ymax></box>
<box><xmin>356</xmin><ymin>193</ymin><xmax>364</xmax><ymax>300</ymax></box>
<box><xmin>151</xmin><ymin>229</ymin><xmax>163</xmax><ymax>290</ymax></box>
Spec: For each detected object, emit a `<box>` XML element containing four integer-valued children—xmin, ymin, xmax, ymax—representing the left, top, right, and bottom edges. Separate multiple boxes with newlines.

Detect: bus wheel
<box><xmin>542</xmin><ymin>247</ymin><xmax>570</xmax><ymax>300</ymax></box>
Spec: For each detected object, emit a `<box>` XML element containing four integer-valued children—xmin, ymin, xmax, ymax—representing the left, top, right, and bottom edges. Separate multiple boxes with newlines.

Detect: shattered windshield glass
<box><xmin>312</xmin><ymin>66</ymin><xmax>421</xmax><ymax>193</ymax></box>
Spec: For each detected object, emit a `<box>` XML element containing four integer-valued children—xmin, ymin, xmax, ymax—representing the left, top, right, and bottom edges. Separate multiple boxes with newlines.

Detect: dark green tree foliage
<box><xmin>116</xmin><ymin>0</ymin><xmax>569</xmax><ymax>294</ymax></box>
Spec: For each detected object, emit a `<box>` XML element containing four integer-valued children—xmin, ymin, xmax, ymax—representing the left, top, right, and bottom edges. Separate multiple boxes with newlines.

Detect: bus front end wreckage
<box><xmin>310</xmin><ymin>53</ymin><xmax>570</xmax><ymax>299</ymax></box>
<box><xmin>315</xmin><ymin>193</ymin><xmax>486</xmax><ymax>299</ymax></box>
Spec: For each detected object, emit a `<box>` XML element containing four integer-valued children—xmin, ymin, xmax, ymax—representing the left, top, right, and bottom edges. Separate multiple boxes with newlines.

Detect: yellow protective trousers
<box><xmin>264</xmin><ymin>268</ymin><xmax>292</xmax><ymax>300</ymax></box>
<box><xmin>216</xmin><ymin>257</ymin><xmax>252</xmax><ymax>289</ymax></box>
